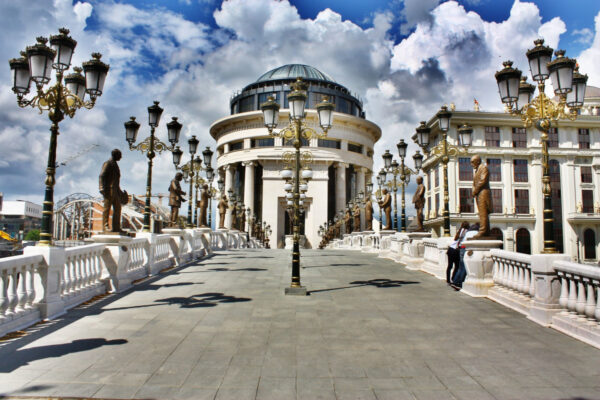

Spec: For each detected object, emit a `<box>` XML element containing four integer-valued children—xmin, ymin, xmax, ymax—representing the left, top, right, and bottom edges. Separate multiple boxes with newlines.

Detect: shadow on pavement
<box><xmin>308</xmin><ymin>278</ymin><xmax>419</xmax><ymax>294</ymax></box>
<box><xmin>229</xmin><ymin>256</ymin><xmax>274</xmax><ymax>259</ymax></box>
<box><xmin>303</xmin><ymin>263</ymin><xmax>363</xmax><ymax>268</ymax></box>
<box><xmin>0</xmin><ymin>338</ymin><xmax>127</xmax><ymax>373</ymax></box>
<box><xmin>134</xmin><ymin>282</ymin><xmax>202</xmax><ymax>291</ymax></box>
<box><xmin>99</xmin><ymin>292</ymin><xmax>252</xmax><ymax>312</ymax></box>
<box><xmin>1</xmin><ymin>384</ymin><xmax>54</xmax><ymax>397</ymax></box>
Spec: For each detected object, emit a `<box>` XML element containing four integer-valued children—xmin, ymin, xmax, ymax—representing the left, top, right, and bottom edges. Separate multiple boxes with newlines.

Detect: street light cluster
<box><xmin>9</xmin><ymin>28</ymin><xmax>109</xmax><ymax>245</ymax></box>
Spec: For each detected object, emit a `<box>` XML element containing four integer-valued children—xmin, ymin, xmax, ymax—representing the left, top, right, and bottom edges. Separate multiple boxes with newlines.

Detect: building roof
<box><xmin>255</xmin><ymin>64</ymin><xmax>336</xmax><ymax>84</ymax></box>
<box><xmin>585</xmin><ymin>85</ymin><xmax>600</xmax><ymax>98</ymax></box>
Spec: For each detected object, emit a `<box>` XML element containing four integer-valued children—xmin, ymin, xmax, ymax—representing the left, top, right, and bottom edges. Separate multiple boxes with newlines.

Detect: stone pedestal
<box><xmin>285</xmin><ymin>286</ymin><xmax>308</xmax><ymax>296</ymax></box>
<box><xmin>161</xmin><ymin>229</ymin><xmax>190</xmax><ymax>267</ymax></box>
<box><xmin>361</xmin><ymin>231</ymin><xmax>375</xmax><ymax>251</ymax></box>
<box><xmin>23</xmin><ymin>246</ymin><xmax>66</xmax><ymax>319</ymax></box>
<box><xmin>350</xmin><ymin>232</ymin><xmax>364</xmax><ymax>249</ymax></box>
<box><xmin>402</xmin><ymin>232</ymin><xmax>432</xmax><ymax>269</ymax></box>
<box><xmin>285</xmin><ymin>235</ymin><xmax>306</xmax><ymax>250</ymax></box>
<box><xmin>461</xmin><ymin>240</ymin><xmax>503</xmax><ymax>297</ymax></box>
<box><xmin>92</xmin><ymin>234</ymin><xmax>135</xmax><ymax>293</ymax></box>
<box><xmin>196</xmin><ymin>228</ymin><xmax>213</xmax><ymax>256</ymax></box>
<box><xmin>528</xmin><ymin>253</ymin><xmax>570</xmax><ymax>326</ymax></box>
<box><xmin>212</xmin><ymin>228</ymin><xmax>228</xmax><ymax>250</ymax></box>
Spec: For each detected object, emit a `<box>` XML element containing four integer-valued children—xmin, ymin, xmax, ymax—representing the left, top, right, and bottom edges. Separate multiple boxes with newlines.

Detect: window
<box><xmin>284</xmin><ymin>137</ymin><xmax>309</xmax><ymax>147</ymax></box>
<box><xmin>310</xmin><ymin>92</ymin><xmax>329</xmax><ymax>109</ymax></box>
<box><xmin>348</xmin><ymin>143</ymin><xmax>363</xmax><ymax>154</ymax></box>
<box><xmin>584</xmin><ymin>229</ymin><xmax>596</xmax><ymax>260</ymax></box>
<box><xmin>459</xmin><ymin>188</ymin><xmax>474</xmax><ymax>213</ymax></box>
<box><xmin>434</xmin><ymin>167</ymin><xmax>439</xmax><ymax>187</ymax></box>
<box><xmin>491</xmin><ymin>189</ymin><xmax>502</xmax><ymax>214</ymax></box>
<box><xmin>516</xmin><ymin>228</ymin><xmax>531</xmax><ymax>255</ymax></box>
<box><xmin>458</xmin><ymin>158</ymin><xmax>473</xmax><ymax>181</ymax></box>
<box><xmin>435</xmin><ymin>193</ymin><xmax>440</xmax><ymax>215</ymax></box>
<box><xmin>427</xmin><ymin>172</ymin><xmax>431</xmax><ymax>190</ymax></box>
<box><xmin>258</xmin><ymin>92</ymin><xmax>280</xmax><ymax>107</ymax></box>
<box><xmin>487</xmin><ymin>159</ymin><xmax>501</xmax><ymax>181</ymax></box>
<box><xmin>582</xmin><ymin>190</ymin><xmax>594</xmax><ymax>213</ymax></box>
<box><xmin>485</xmin><ymin>126</ymin><xmax>500</xmax><ymax>147</ymax></box>
<box><xmin>513</xmin><ymin>159</ymin><xmax>528</xmax><ymax>182</ymax></box>
<box><xmin>490</xmin><ymin>228</ymin><xmax>503</xmax><ymax>246</ymax></box>
<box><xmin>515</xmin><ymin>189</ymin><xmax>529</xmax><ymax>214</ymax></box>
<box><xmin>512</xmin><ymin>127</ymin><xmax>527</xmax><ymax>148</ymax></box>
<box><xmin>581</xmin><ymin>166</ymin><xmax>592</xmax><ymax>183</ymax></box>
<box><xmin>578</xmin><ymin>128</ymin><xmax>590</xmax><ymax>149</ymax></box>
<box><xmin>337</xmin><ymin>97</ymin><xmax>351</xmax><ymax>114</ymax></box>
<box><xmin>548</xmin><ymin>127</ymin><xmax>559</xmax><ymax>148</ymax></box>
<box><xmin>239</xmin><ymin>96</ymin><xmax>254</xmax><ymax>113</ymax></box>
<box><xmin>251</xmin><ymin>138</ymin><xmax>274</xmax><ymax>148</ymax></box>
<box><xmin>229</xmin><ymin>141</ymin><xmax>244</xmax><ymax>152</ymax></box>
<box><xmin>318</xmin><ymin>138</ymin><xmax>341</xmax><ymax>149</ymax></box>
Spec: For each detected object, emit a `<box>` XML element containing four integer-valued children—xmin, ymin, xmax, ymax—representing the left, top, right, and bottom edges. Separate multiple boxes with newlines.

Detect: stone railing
<box><xmin>421</xmin><ymin>238</ymin><xmax>451</xmax><ymax>279</ymax></box>
<box><xmin>489</xmin><ymin>250</ymin><xmax>534</xmax><ymax>315</ymax></box>
<box><xmin>0</xmin><ymin>228</ymin><xmax>257</xmax><ymax>338</ymax></box>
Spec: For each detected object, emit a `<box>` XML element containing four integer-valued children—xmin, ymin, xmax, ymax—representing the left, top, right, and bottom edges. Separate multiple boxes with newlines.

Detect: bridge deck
<box><xmin>0</xmin><ymin>249</ymin><xmax>598</xmax><ymax>400</ymax></box>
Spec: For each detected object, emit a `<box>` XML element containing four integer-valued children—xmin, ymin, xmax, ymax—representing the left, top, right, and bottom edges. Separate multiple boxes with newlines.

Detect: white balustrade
<box><xmin>62</xmin><ymin>244</ymin><xmax>106</xmax><ymax>309</ymax></box>
<box><xmin>152</xmin><ymin>234</ymin><xmax>172</xmax><ymax>265</ymax></box>
<box><xmin>554</xmin><ymin>261</ymin><xmax>600</xmax><ymax>323</ymax></box>
<box><xmin>128</xmin><ymin>238</ymin><xmax>149</xmax><ymax>279</ymax></box>
<box><xmin>491</xmin><ymin>250</ymin><xmax>534</xmax><ymax>297</ymax></box>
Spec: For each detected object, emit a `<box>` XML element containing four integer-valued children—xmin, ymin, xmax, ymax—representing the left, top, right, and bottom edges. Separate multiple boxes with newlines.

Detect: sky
<box><xmin>0</xmin><ymin>0</ymin><xmax>599</xmax><ymax>217</ymax></box>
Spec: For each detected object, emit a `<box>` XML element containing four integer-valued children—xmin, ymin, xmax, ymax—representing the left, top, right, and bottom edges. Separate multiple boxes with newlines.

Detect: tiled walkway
<box><xmin>0</xmin><ymin>249</ymin><xmax>599</xmax><ymax>400</ymax></box>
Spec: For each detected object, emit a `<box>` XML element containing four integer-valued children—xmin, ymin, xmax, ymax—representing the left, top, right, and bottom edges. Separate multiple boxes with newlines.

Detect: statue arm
<box><xmin>473</xmin><ymin>167</ymin><xmax>489</xmax><ymax>196</ymax></box>
<box><xmin>99</xmin><ymin>161</ymin><xmax>109</xmax><ymax>194</ymax></box>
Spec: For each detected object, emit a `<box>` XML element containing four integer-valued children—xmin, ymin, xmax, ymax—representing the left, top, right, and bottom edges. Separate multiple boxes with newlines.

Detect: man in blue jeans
<box><xmin>452</xmin><ymin>223</ymin><xmax>479</xmax><ymax>289</ymax></box>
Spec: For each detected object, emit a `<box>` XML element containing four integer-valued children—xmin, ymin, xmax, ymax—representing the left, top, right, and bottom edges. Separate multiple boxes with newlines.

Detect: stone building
<box><xmin>419</xmin><ymin>88</ymin><xmax>600</xmax><ymax>262</ymax></box>
<box><xmin>210</xmin><ymin>64</ymin><xmax>381</xmax><ymax>248</ymax></box>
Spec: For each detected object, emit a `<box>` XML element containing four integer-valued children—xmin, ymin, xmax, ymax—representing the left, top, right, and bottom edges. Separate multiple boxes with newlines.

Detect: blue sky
<box><xmin>0</xmin><ymin>0</ymin><xmax>599</xmax><ymax>214</ymax></box>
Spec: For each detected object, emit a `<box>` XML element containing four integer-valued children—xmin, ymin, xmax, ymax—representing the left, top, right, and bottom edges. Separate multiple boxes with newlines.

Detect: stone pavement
<box><xmin>0</xmin><ymin>249</ymin><xmax>599</xmax><ymax>400</ymax></box>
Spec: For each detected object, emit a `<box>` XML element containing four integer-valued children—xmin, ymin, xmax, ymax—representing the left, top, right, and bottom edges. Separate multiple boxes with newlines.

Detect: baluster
<box><xmin>26</xmin><ymin>265</ymin><xmax>36</xmax><ymax>309</ymax></box>
<box><xmin>576</xmin><ymin>278</ymin><xmax>587</xmax><ymax>316</ymax></box>
<box><xmin>523</xmin><ymin>265</ymin><xmax>531</xmax><ymax>296</ymax></box>
<box><xmin>16</xmin><ymin>267</ymin><xmax>27</xmax><ymax>312</ymax></box>
<box><xmin>516</xmin><ymin>264</ymin><xmax>524</xmax><ymax>293</ymax></box>
<box><xmin>64</xmin><ymin>258</ymin><xmax>73</xmax><ymax>296</ymax></box>
<box><xmin>584</xmin><ymin>278</ymin><xmax>596</xmax><ymax>322</ymax></box>
<box><xmin>567</xmin><ymin>275</ymin><xmax>578</xmax><ymax>315</ymax></box>
<box><xmin>507</xmin><ymin>262</ymin><xmax>514</xmax><ymax>290</ymax></box>
<box><xmin>492</xmin><ymin>257</ymin><xmax>498</xmax><ymax>283</ymax></box>
<box><xmin>7</xmin><ymin>269</ymin><xmax>18</xmax><ymax>316</ymax></box>
<box><xmin>527</xmin><ymin>267</ymin><xmax>535</xmax><ymax>297</ymax></box>
<box><xmin>594</xmin><ymin>282</ymin><xmax>600</xmax><ymax>323</ymax></box>
<box><xmin>558</xmin><ymin>272</ymin><xmax>569</xmax><ymax>310</ymax></box>
<box><xmin>0</xmin><ymin>272</ymin><xmax>8</xmax><ymax>320</ymax></box>
<box><xmin>80</xmin><ymin>254</ymin><xmax>88</xmax><ymax>289</ymax></box>
<box><xmin>76</xmin><ymin>255</ymin><xmax>83</xmax><ymax>292</ymax></box>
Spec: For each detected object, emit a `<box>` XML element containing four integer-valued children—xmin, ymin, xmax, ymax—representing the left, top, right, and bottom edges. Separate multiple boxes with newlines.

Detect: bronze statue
<box><xmin>344</xmin><ymin>208</ymin><xmax>352</xmax><ymax>234</ymax></box>
<box><xmin>168</xmin><ymin>172</ymin><xmax>186</xmax><ymax>227</ymax></box>
<box><xmin>218</xmin><ymin>194</ymin><xmax>228</xmax><ymax>229</ymax></box>
<box><xmin>365</xmin><ymin>197</ymin><xmax>373</xmax><ymax>231</ymax></box>
<box><xmin>378</xmin><ymin>188</ymin><xmax>392</xmax><ymax>230</ymax></box>
<box><xmin>471</xmin><ymin>155</ymin><xmax>492</xmax><ymax>238</ymax></box>
<box><xmin>197</xmin><ymin>184</ymin><xmax>210</xmax><ymax>228</ymax></box>
<box><xmin>412</xmin><ymin>176</ymin><xmax>426</xmax><ymax>231</ymax></box>
<box><xmin>99</xmin><ymin>149</ymin><xmax>127</xmax><ymax>233</ymax></box>
<box><xmin>353</xmin><ymin>203</ymin><xmax>361</xmax><ymax>232</ymax></box>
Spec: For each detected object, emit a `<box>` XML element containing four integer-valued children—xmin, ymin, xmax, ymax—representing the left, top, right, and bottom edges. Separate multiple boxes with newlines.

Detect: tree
<box><xmin>24</xmin><ymin>229</ymin><xmax>40</xmax><ymax>241</ymax></box>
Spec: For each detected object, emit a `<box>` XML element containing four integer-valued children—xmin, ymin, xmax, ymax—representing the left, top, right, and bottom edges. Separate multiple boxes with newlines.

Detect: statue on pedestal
<box><xmin>353</xmin><ymin>203</ymin><xmax>361</xmax><ymax>232</ymax></box>
<box><xmin>198</xmin><ymin>184</ymin><xmax>209</xmax><ymax>228</ymax></box>
<box><xmin>412</xmin><ymin>176</ymin><xmax>426</xmax><ymax>232</ymax></box>
<box><xmin>378</xmin><ymin>188</ymin><xmax>392</xmax><ymax>230</ymax></box>
<box><xmin>471</xmin><ymin>155</ymin><xmax>492</xmax><ymax>238</ymax></box>
<box><xmin>344</xmin><ymin>208</ymin><xmax>352</xmax><ymax>234</ymax></box>
<box><xmin>168</xmin><ymin>172</ymin><xmax>186</xmax><ymax>227</ymax></box>
<box><xmin>99</xmin><ymin>149</ymin><xmax>128</xmax><ymax>233</ymax></box>
<box><xmin>365</xmin><ymin>197</ymin><xmax>373</xmax><ymax>231</ymax></box>
<box><xmin>218</xmin><ymin>194</ymin><xmax>228</xmax><ymax>229</ymax></box>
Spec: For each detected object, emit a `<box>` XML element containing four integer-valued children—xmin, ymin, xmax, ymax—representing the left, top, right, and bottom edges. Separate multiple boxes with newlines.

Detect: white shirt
<box><xmin>449</xmin><ymin>228</ymin><xmax>468</xmax><ymax>249</ymax></box>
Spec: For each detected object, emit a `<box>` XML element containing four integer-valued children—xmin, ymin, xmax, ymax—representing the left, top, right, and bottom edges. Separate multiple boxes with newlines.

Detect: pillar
<box><xmin>224</xmin><ymin>164</ymin><xmax>234</xmax><ymax>229</ymax></box>
<box><xmin>357</xmin><ymin>167</ymin><xmax>366</xmax><ymax>231</ymax></box>
<box><xmin>335</xmin><ymin>162</ymin><xmax>347</xmax><ymax>215</ymax></box>
<box><xmin>244</xmin><ymin>161</ymin><xmax>255</xmax><ymax>231</ymax></box>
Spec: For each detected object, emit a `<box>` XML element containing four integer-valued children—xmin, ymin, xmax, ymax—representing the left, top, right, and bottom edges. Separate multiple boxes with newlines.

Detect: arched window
<box><xmin>584</xmin><ymin>229</ymin><xmax>596</xmax><ymax>260</ymax></box>
<box><xmin>516</xmin><ymin>228</ymin><xmax>531</xmax><ymax>254</ymax></box>
<box><xmin>490</xmin><ymin>227</ymin><xmax>503</xmax><ymax>249</ymax></box>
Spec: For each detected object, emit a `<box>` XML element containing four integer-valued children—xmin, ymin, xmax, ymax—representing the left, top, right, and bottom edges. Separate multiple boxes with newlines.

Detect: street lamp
<box><xmin>260</xmin><ymin>77</ymin><xmax>334</xmax><ymax>295</ymax></box>
<box><xmin>412</xmin><ymin>110</ymin><xmax>472</xmax><ymax>237</ymax></box>
<box><xmin>380</xmin><ymin>151</ymin><xmax>401</xmax><ymax>231</ymax></box>
<box><xmin>395</xmin><ymin>139</ymin><xmax>418</xmax><ymax>232</ymax></box>
<box><xmin>495</xmin><ymin>39</ymin><xmax>586</xmax><ymax>253</ymax></box>
<box><xmin>376</xmin><ymin>169</ymin><xmax>386</xmax><ymax>230</ymax></box>
<box><xmin>9</xmin><ymin>29</ymin><xmax>109</xmax><ymax>245</ymax></box>
<box><xmin>126</xmin><ymin>104</ymin><xmax>182</xmax><ymax>232</ymax></box>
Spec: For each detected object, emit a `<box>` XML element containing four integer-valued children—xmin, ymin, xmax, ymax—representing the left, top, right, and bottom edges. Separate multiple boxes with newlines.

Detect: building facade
<box><xmin>0</xmin><ymin>200</ymin><xmax>42</xmax><ymax>239</ymax></box>
<box><xmin>419</xmin><ymin>89</ymin><xmax>600</xmax><ymax>262</ymax></box>
<box><xmin>210</xmin><ymin>65</ymin><xmax>381</xmax><ymax>248</ymax></box>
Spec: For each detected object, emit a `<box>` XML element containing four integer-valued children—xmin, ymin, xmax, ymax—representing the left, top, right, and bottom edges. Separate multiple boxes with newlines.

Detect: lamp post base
<box><xmin>285</xmin><ymin>286</ymin><xmax>308</xmax><ymax>296</ymax></box>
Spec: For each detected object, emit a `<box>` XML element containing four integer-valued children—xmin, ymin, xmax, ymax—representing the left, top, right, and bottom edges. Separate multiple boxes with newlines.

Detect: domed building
<box><xmin>210</xmin><ymin>64</ymin><xmax>381</xmax><ymax>248</ymax></box>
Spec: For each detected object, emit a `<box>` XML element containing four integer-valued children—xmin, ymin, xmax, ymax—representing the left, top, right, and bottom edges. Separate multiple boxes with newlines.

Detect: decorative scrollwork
<box><xmin>130</xmin><ymin>136</ymin><xmax>175</xmax><ymax>155</ymax></box>
<box><xmin>516</xmin><ymin>91</ymin><xmax>577</xmax><ymax>130</ymax></box>
<box><xmin>281</xmin><ymin>150</ymin><xmax>313</xmax><ymax>169</ymax></box>
<box><xmin>17</xmin><ymin>83</ymin><xmax>95</xmax><ymax>118</ymax></box>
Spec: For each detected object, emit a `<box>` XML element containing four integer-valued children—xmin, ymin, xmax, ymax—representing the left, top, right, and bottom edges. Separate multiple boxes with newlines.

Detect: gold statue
<box><xmin>218</xmin><ymin>194</ymin><xmax>228</xmax><ymax>229</ymax></box>
<box><xmin>471</xmin><ymin>155</ymin><xmax>492</xmax><ymax>238</ymax></box>
<box><xmin>365</xmin><ymin>197</ymin><xmax>373</xmax><ymax>231</ymax></box>
<box><xmin>99</xmin><ymin>149</ymin><xmax>128</xmax><ymax>233</ymax></box>
<box><xmin>353</xmin><ymin>203</ymin><xmax>361</xmax><ymax>232</ymax></box>
<box><xmin>344</xmin><ymin>208</ymin><xmax>352</xmax><ymax>234</ymax></box>
<box><xmin>198</xmin><ymin>184</ymin><xmax>209</xmax><ymax>228</ymax></box>
<box><xmin>412</xmin><ymin>176</ymin><xmax>426</xmax><ymax>231</ymax></box>
<box><xmin>378</xmin><ymin>188</ymin><xmax>392</xmax><ymax>230</ymax></box>
<box><xmin>168</xmin><ymin>172</ymin><xmax>186</xmax><ymax>227</ymax></box>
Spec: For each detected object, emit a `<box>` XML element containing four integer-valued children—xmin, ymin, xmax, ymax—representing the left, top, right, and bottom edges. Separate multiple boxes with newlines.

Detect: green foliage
<box><xmin>24</xmin><ymin>229</ymin><xmax>40</xmax><ymax>241</ymax></box>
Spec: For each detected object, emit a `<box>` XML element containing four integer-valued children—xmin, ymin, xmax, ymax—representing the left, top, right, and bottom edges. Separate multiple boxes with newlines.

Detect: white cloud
<box><xmin>400</xmin><ymin>0</ymin><xmax>440</xmax><ymax>35</ymax></box>
<box><xmin>577</xmin><ymin>12</ymin><xmax>600</xmax><ymax>87</ymax></box>
<box><xmin>573</xmin><ymin>28</ymin><xmax>594</xmax><ymax>44</ymax></box>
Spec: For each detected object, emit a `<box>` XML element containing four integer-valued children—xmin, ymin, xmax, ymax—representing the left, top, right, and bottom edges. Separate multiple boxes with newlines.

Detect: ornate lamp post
<box><xmin>395</xmin><ymin>139</ymin><xmax>419</xmax><ymax>232</ymax></box>
<box><xmin>202</xmin><ymin>147</ymin><xmax>215</xmax><ymax>228</ymax></box>
<box><xmin>376</xmin><ymin>169</ymin><xmax>386</xmax><ymax>230</ymax></box>
<box><xmin>260</xmin><ymin>77</ymin><xmax>334</xmax><ymax>295</ymax></box>
<box><xmin>412</xmin><ymin>111</ymin><xmax>472</xmax><ymax>237</ymax></box>
<box><xmin>381</xmin><ymin>151</ymin><xmax>401</xmax><ymax>231</ymax></box>
<box><xmin>9</xmin><ymin>29</ymin><xmax>109</xmax><ymax>245</ymax></box>
<box><xmin>495</xmin><ymin>39</ymin><xmax>586</xmax><ymax>253</ymax></box>
<box><xmin>126</xmin><ymin>104</ymin><xmax>182</xmax><ymax>232</ymax></box>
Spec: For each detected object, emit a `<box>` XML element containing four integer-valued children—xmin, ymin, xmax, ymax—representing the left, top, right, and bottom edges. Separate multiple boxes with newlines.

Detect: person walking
<box><xmin>447</xmin><ymin>222</ymin><xmax>469</xmax><ymax>285</ymax></box>
<box><xmin>452</xmin><ymin>223</ymin><xmax>479</xmax><ymax>289</ymax></box>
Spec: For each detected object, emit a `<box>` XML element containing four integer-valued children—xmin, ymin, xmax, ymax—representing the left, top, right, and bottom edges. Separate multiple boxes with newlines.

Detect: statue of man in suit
<box><xmin>168</xmin><ymin>172</ymin><xmax>186</xmax><ymax>227</ymax></box>
<box><xmin>365</xmin><ymin>196</ymin><xmax>373</xmax><ymax>231</ymax></box>
<box><xmin>344</xmin><ymin>208</ymin><xmax>352</xmax><ymax>234</ymax></box>
<box><xmin>353</xmin><ymin>203</ymin><xmax>361</xmax><ymax>232</ymax></box>
<box><xmin>198</xmin><ymin>184</ymin><xmax>210</xmax><ymax>228</ymax></box>
<box><xmin>218</xmin><ymin>194</ymin><xmax>228</xmax><ymax>229</ymax></box>
<box><xmin>412</xmin><ymin>176</ymin><xmax>426</xmax><ymax>232</ymax></box>
<box><xmin>378</xmin><ymin>188</ymin><xmax>392</xmax><ymax>230</ymax></box>
<box><xmin>471</xmin><ymin>155</ymin><xmax>492</xmax><ymax>238</ymax></box>
<box><xmin>99</xmin><ymin>149</ymin><xmax>127</xmax><ymax>233</ymax></box>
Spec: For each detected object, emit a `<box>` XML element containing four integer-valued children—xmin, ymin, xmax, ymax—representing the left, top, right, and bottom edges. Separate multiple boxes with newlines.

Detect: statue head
<box><xmin>175</xmin><ymin>172</ymin><xmax>183</xmax><ymax>181</ymax></box>
<box><xmin>416</xmin><ymin>176</ymin><xmax>423</xmax><ymax>184</ymax></box>
<box><xmin>111</xmin><ymin>148</ymin><xmax>122</xmax><ymax>161</ymax></box>
<box><xmin>470</xmin><ymin>155</ymin><xmax>481</xmax><ymax>169</ymax></box>
<box><xmin>203</xmin><ymin>184</ymin><xmax>208</xmax><ymax>190</ymax></box>
<box><xmin>382</xmin><ymin>188</ymin><xmax>389</xmax><ymax>195</ymax></box>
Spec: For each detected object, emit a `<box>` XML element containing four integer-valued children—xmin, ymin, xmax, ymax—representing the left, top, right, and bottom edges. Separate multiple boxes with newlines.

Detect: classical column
<box><xmin>356</xmin><ymin>167</ymin><xmax>366</xmax><ymax>231</ymax></box>
<box><xmin>243</xmin><ymin>161</ymin><xmax>255</xmax><ymax>231</ymax></box>
<box><xmin>530</xmin><ymin>154</ymin><xmax>544</xmax><ymax>253</ymax></box>
<box><xmin>335</xmin><ymin>162</ymin><xmax>347</xmax><ymax>216</ymax></box>
<box><xmin>224</xmin><ymin>164</ymin><xmax>234</xmax><ymax>229</ymax></box>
